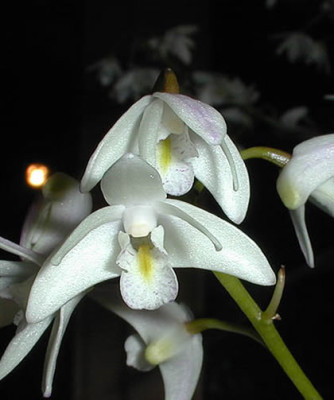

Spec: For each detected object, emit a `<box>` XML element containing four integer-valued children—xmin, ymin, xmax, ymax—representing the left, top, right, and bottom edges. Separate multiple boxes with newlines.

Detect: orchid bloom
<box><xmin>0</xmin><ymin>172</ymin><xmax>92</xmax><ymax>397</ymax></box>
<box><xmin>93</xmin><ymin>289</ymin><xmax>203</xmax><ymax>400</ymax></box>
<box><xmin>80</xmin><ymin>69</ymin><xmax>250</xmax><ymax>224</ymax></box>
<box><xmin>26</xmin><ymin>154</ymin><xmax>275</xmax><ymax>324</ymax></box>
<box><xmin>276</xmin><ymin>134</ymin><xmax>334</xmax><ymax>267</ymax></box>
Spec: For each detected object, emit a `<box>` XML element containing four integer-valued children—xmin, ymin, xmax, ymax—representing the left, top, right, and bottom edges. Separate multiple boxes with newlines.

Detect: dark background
<box><xmin>1</xmin><ymin>0</ymin><xmax>334</xmax><ymax>399</ymax></box>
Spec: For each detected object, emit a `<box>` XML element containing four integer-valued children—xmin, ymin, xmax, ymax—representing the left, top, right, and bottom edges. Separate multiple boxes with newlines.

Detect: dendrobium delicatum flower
<box><xmin>276</xmin><ymin>134</ymin><xmax>334</xmax><ymax>267</ymax></box>
<box><xmin>0</xmin><ymin>172</ymin><xmax>92</xmax><ymax>397</ymax></box>
<box><xmin>92</xmin><ymin>289</ymin><xmax>203</xmax><ymax>400</ymax></box>
<box><xmin>26</xmin><ymin>154</ymin><xmax>275</xmax><ymax>324</ymax></box>
<box><xmin>80</xmin><ymin>69</ymin><xmax>250</xmax><ymax>224</ymax></box>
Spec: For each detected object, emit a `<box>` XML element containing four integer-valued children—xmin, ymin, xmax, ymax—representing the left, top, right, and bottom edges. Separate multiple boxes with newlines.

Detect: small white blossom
<box><xmin>93</xmin><ymin>289</ymin><xmax>203</xmax><ymax>400</ymax></box>
<box><xmin>277</xmin><ymin>134</ymin><xmax>334</xmax><ymax>267</ymax></box>
<box><xmin>26</xmin><ymin>154</ymin><xmax>275</xmax><ymax>323</ymax></box>
<box><xmin>81</xmin><ymin>75</ymin><xmax>250</xmax><ymax>224</ymax></box>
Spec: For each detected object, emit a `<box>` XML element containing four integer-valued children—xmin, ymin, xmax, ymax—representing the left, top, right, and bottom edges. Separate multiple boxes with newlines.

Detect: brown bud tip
<box><xmin>152</xmin><ymin>68</ymin><xmax>180</xmax><ymax>94</ymax></box>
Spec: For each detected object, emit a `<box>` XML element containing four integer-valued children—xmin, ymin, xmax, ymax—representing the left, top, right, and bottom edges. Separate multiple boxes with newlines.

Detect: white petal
<box><xmin>289</xmin><ymin>207</ymin><xmax>314</xmax><ymax>268</ymax></box>
<box><xmin>190</xmin><ymin>134</ymin><xmax>250</xmax><ymax>224</ymax></box>
<box><xmin>153</xmin><ymin>93</ymin><xmax>226</xmax><ymax>145</ymax></box>
<box><xmin>0</xmin><ymin>315</ymin><xmax>53</xmax><ymax>380</ymax></box>
<box><xmin>118</xmin><ymin>241</ymin><xmax>178</xmax><ymax>310</ymax></box>
<box><xmin>159</xmin><ymin>199</ymin><xmax>276</xmax><ymax>286</ymax></box>
<box><xmin>101</xmin><ymin>153</ymin><xmax>166</xmax><ymax>206</ymax></box>
<box><xmin>42</xmin><ymin>292</ymin><xmax>87</xmax><ymax>397</ymax></box>
<box><xmin>137</xmin><ymin>98</ymin><xmax>164</xmax><ymax>167</ymax></box>
<box><xmin>310</xmin><ymin>177</ymin><xmax>334</xmax><ymax>217</ymax></box>
<box><xmin>277</xmin><ymin>134</ymin><xmax>334</xmax><ymax>209</ymax></box>
<box><xmin>124</xmin><ymin>334</ymin><xmax>154</xmax><ymax>372</ymax></box>
<box><xmin>80</xmin><ymin>95</ymin><xmax>153</xmax><ymax>192</ymax></box>
<box><xmin>20</xmin><ymin>173</ymin><xmax>92</xmax><ymax>256</ymax></box>
<box><xmin>26</xmin><ymin>218</ymin><xmax>122</xmax><ymax>323</ymax></box>
<box><xmin>160</xmin><ymin>333</ymin><xmax>203</xmax><ymax>400</ymax></box>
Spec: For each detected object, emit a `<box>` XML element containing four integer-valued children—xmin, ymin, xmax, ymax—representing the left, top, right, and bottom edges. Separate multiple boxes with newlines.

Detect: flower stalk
<box><xmin>214</xmin><ymin>271</ymin><xmax>323</xmax><ymax>400</ymax></box>
<box><xmin>241</xmin><ymin>146</ymin><xmax>291</xmax><ymax>167</ymax></box>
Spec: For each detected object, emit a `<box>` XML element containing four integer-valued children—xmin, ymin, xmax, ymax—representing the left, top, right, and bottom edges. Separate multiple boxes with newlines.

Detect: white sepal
<box><xmin>190</xmin><ymin>133</ymin><xmax>250</xmax><ymax>224</ymax></box>
<box><xmin>160</xmin><ymin>199</ymin><xmax>276</xmax><ymax>286</ymax></box>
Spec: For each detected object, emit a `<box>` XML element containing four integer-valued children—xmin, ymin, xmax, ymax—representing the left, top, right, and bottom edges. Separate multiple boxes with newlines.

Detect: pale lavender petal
<box><xmin>153</xmin><ymin>92</ymin><xmax>226</xmax><ymax>145</ymax></box>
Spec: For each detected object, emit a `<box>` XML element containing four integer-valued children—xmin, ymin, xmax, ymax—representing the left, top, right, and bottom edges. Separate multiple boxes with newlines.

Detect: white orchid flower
<box><xmin>0</xmin><ymin>172</ymin><xmax>92</xmax><ymax>397</ymax></box>
<box><xmin>80</xmin><ymin>69</ymin><xmax>250</xmax><ymax>224</ymax></box>
<box><xmin>92</xmin><ymin>289</ymin><xmax>203</xmax><ymax>400</ymax></box>
<box><xmin>276</xmin><ymin>134</ymin><xmax>334</xmax><ymax>267</ymax></box>
<box><xmin>26</xmin><ymin>154</ymin><xmax>275</xmax><ymax>324</ymax></box>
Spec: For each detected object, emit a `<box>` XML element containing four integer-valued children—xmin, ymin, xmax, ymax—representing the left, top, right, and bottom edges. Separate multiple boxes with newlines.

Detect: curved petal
<box><xmin>160</xmin><ymin>333</ymin><xmax>203</xmax><ymax>400</ymax></box>
<box><xmin>277</xmin><ymin>134</ymin><xmax>334</xmax><ymax>210</ymax></box>
<box><xmin>153</xmin><ymin>93</ymin><xmax>226</xmax><ymax>145</ymax></box>
<box><xmin>26</xmin><ymin>218</ymin><xmax>123</xmax><ymax>324</ymax></box>
<box><xmin>101</xmin><ymin>153</ymin><xmax>166</xmax><ymax>206</ymax></box>
<box><xmin>159</xmin><ymin>200</ymin><xmax>276</xmax><ymax>286</ymax></box>
<box><xmin>118</xmin><ymin>240</ymin><xmax>178</xmax><ymax>310</ymax></box>
<box><xmin>0</xmin><ymin>315</ymin><xmax>54</xmax><ymax>380</ymax></box>
<box><xmin>42</xmin><ymin>291</ymin><xmax>87</xmax><ymax>397</ymax></box>
<box><xmin>190</xmin><ymin>134</ymin><xmax>250</xmax><ymax>224</ymax></box>
<box><xmin>80</xmin><ymin>95</ymin><xmax>153</xmax><ymax>192</ymax></box>
<box><xmin>289</xmin><ymin>207</ymin><xmax>314</xmax><ymax>268</ymax></box>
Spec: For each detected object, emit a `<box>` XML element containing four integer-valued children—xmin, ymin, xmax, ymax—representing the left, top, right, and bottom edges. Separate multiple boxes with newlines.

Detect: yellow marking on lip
<box><xmin>138</xmin><ymin>244</ymin><xmax>153</xmax><ymax>281</ymax></box>
<box><xmin>158</xmin><ymin>137</ymin><xmax>172</xmax><ymax>174</ymax></box>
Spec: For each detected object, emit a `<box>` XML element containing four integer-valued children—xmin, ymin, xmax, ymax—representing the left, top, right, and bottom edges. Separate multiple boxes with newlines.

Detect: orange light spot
<box><xmin>25</xmin><ymin>164</ymin><xmax>50</xmax><ymax>188</ymax></box>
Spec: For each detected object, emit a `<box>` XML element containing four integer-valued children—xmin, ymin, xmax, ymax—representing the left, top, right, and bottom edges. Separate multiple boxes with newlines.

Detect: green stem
<box><xmin>185</xmin><ymin>318</ymin><xmax>263</xmax><ymax>345</ymax></box>
<box><xmin>214</xmin><ymin>272</ymin><xmax>322</xmax><ymax>400</ymax></box>
<box><xmin>240</xmin><ymin>146</ymin><xmax>291</xmax><ymax>167</ymax></box>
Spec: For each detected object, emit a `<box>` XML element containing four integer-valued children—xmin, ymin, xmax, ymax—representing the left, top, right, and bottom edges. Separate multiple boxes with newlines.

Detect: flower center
<box><xmin>123</xmin><ymin>206</ymin><xmax>158</xmax><ymax>238</ymax></box>
<box><xmin>144</xmin><ymin>337</ymin><xmax>174</xmax><ymax>365</ymax></box>
<box><xmin>137</xmin><ymin>244</ymin><xmax>153</xmax><ymax>281</ymax></box>
<box><xmin>157</xmin><ymin>137</ymin><xmax>172</xmax><ymax>174</ymax></box>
